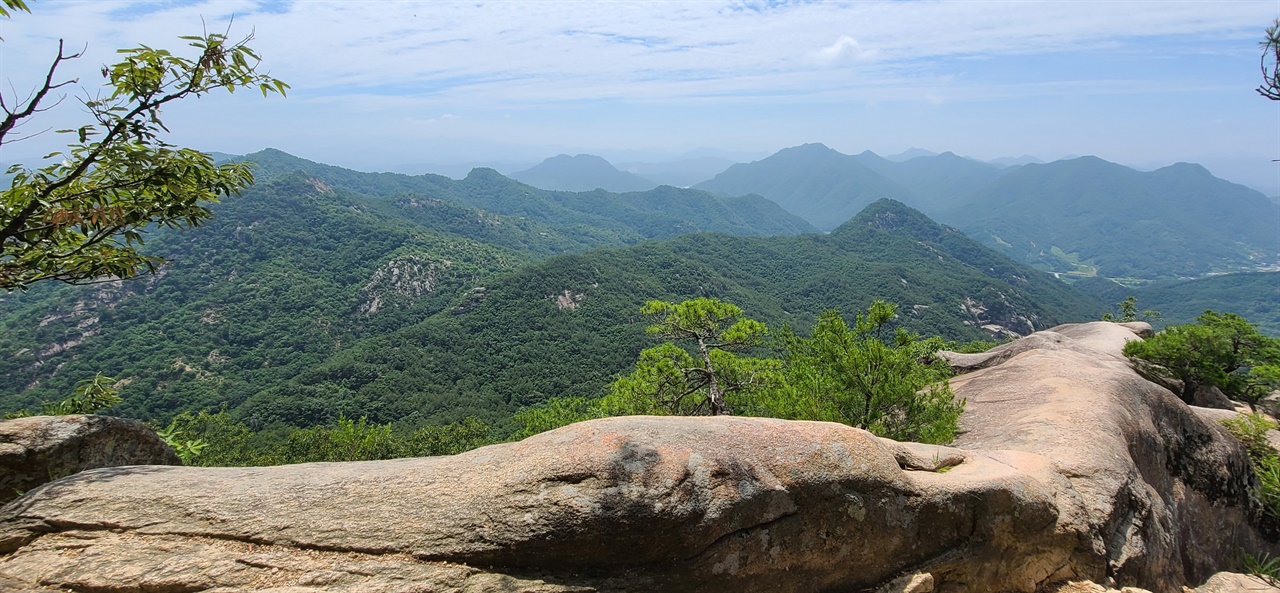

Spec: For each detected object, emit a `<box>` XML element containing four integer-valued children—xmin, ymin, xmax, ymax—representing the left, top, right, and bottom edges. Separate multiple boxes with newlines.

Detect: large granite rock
<box><xmin>0</xmin><ymin>322</ymin><xmax>1274</xmax><ymax>592</ymax></box>
<box><xmin>0</xmin><ymin>414</ymin><xmax>179</xmax><ymax>505</ymax></box>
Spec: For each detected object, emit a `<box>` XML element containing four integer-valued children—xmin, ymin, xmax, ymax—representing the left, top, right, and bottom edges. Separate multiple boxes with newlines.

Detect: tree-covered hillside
<box><xmin>243</xmin><ymin>149</ymin><xmax>815</xmax><ymax>238</ymax></box>
<box><xmin>1077</xmin><ymin>272</ymin><xmax>1280</xmax><ymax>336</ymax></box>
<box><xmin>0</xmin><ymin>152</ymin><xmax>816</xmax><ymax>421</ymax></box>
<box><xmin>230</xmin><ymin>199</ymin><xmax>1102</xmax><ymax>431</ymax></box>
<box><xmin>943</xmin><ymin>157</ymin><xmax>1280</xmax><ymax>280</ymax></box>
<box><xmin>0</xmin><ymin>175</ymin><xmax>530</xmax><ymax>419</ymax></box>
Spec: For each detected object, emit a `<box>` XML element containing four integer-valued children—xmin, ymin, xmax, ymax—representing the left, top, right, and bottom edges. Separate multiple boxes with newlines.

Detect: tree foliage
<box><xmin>749</xmin><ymin>301</ymin><xmax>963</xmax><ymax>444</ymax></box>
<box><xmin>1</xmin><ymin>7</ymin><xmax>287</xmax><ymax>290</ymax></box>
<box><xmin>161</xmin><ymin>409</ymin><xmax>497</xmax><ymax>466</ymax></box>
<box><xmin>604</xmin><ymin>298</ymin><xmax>776</xmax><ymax>416</ymax></box>
<box><xmin>1260</xmin><ymin>18</ymin><xmax>1280</xmax><ymax>101</ymax></box>
<box><xmin>1123</xmin><ymin>310</ymin><xmax>1280</xmax><ymax>407</ymax></box>
<box><xmin>2</xmin><ymin>371</ymin><xmax>120</xmax><ymax>418</ymax></box>
<box><xmin>515</xmin><ymin>298</ymin><xmax>963</xmax><ymax>445</ymax></box>
<box><xmin>1101</xmin><ymin>295</ymin><xmax>1161</xmax><ymax>323</ymax></box>
<box><xmin>1221</xmin><ymin>413</ymin><xmax>1280</xmax><ymax>520</ymax></box>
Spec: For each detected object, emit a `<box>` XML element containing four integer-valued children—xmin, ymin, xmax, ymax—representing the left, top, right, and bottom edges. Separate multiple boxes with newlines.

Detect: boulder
<box><xmin>949</xmin><ymin>322</ymin><xmax>1269</xmax><ymax>591</ymax></box>
<box><xmin>0</xmin><ymin>322</ymin><xmax>1274</xmax><ymax>592</ymax></box>
<box><xmin>0</xmin><ymin>414</ymin><xmax>179</xmax><ymax>505</ymax></box>
<box><xmin>1194</xmin><ymin>572</ymin><xmax>1280</xmax><ymax>592</ymax></box>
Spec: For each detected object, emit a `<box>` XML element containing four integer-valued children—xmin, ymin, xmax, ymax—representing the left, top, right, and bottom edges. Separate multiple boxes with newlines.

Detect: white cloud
<box><xmin>814</xmin><ymin>35</ymin><xmax>877</xmax><ymax>64</ymax></box>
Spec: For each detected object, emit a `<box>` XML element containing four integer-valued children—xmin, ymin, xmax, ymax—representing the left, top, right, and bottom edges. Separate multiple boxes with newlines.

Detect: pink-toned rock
<box><xmin>0</xmin><ymin>322</ymin><xmax>1273</xmax><ymax>592</ymax></box>
<box><xmin>1194</xmin><ymin>572</ymin><xmax>1280</xmax><ymax>592</ymax></box>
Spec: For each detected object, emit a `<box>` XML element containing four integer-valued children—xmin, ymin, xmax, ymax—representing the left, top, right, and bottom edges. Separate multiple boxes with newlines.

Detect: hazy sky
<box><xmin>2</xmin><ymin>0</ymin><xmax>1279</xmax><ymax>193</ymax></box>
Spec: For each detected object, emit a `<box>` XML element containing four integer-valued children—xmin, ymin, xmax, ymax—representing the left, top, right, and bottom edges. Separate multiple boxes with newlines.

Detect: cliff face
<box><xmin>0</xmin><ymin>322</ymin><xmax>1274</xmax><ymax>592</ymax></box>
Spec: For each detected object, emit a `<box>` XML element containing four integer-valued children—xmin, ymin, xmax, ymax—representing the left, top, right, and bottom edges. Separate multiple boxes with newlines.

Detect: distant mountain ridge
<box><xmin>944</xmin><ymin>157</ymin><xmax>1280</xmax><ymax>279</ymax></box>
<box><xmin>241</xmin><ymin>148</ymin><xmax>815</xmax><ymax>239</ymax></box>
<box><xmin>694</xmin><ymin>143</ymin><xmax>919</xmax><ymax>231</ymax></box>
<box><xmin>614</xmin><ymin>156</ymin><xmax>735</xmax><ymax>188</ymax></box>
<box><xmin>509</xmin><ymin>154</ymin><xmax>658</xmax><ymax>193</ymax></box>
<box><xmin>692</xmin><ymin>143</ymin><xmax>1280</xmax><ymax>280</ymax></box>
<box><xmin>851</xmin><ymin>150</ymin><xmax>1005</xmax><ymax>214</ymax></box>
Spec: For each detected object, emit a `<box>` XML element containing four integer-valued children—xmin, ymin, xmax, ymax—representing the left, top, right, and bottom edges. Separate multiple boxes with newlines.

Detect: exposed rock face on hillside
<box><xmin>0</xmin><ymin>323</ymin><xmax>1274</xmax><ymax>592</ymax></box>
<box><xmin>0</xmin><ymin>415</ymin><xmax>179</xmax><ymax>506</ymax></box>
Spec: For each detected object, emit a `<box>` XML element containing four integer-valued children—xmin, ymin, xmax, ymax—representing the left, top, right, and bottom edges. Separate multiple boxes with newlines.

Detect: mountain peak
<box><xmin>837</xmin><ymin>198</ymin><xmax>941</xmax><ymax>238</ymax></box>
<box><xmin>509</xmin><ymin>154</ymin><xmax>657</xmax><ymax>193</ymax></box>
<box><xmin>778</xmin><ymin>143</ymin><xmax>839</xmax><ymax>157</ymax></box>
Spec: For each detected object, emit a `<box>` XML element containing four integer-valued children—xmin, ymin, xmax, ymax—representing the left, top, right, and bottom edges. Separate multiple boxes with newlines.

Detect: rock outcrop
<box><xmin>0</xmin><ymin>414</ymin><xmax>179</xmax><ymax>506</ymax></box>
<box><xmin>0</xmin><ymin>322</ymin><xmax>1275</xmax><ymax>592</ymax></box>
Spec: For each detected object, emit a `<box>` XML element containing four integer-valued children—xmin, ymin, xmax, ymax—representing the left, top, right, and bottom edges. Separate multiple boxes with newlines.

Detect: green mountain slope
<box><xmin>1076</xmin><ymin>272</ymin><xmax>1280</xmax><ymax>336</ymax></box>
<box><xmin>0</xmin><ymin>174</ymin><xmax>530</xmax><ymax>419</ymax></box>
<box><xmin>243</xmin><ymin>149</ymin><xmax>815</xmax><ymax>238</ymax></box>
<box><xmin>942</xmin><ymin>157</ymin><xmax>1280</xmax><ymax>279</ymax></box>
<box><xmin>239</xmin><ymin>199</ymin><xmax>1102</xmax><ymax>429</ymax></box>
<box><xmin>509</xmin><ymin>154</ymin><xmax>658</xmax><ymax>193</ymax></box>
<box><xmin>695</xmin><ymin>143</ymin><xmax>919</xmax><ymax>231</ymax></box>
<box><xmin>0</xmin><ymin>151</ymin><xmax>815</xmax><ymax>420</ymax></box>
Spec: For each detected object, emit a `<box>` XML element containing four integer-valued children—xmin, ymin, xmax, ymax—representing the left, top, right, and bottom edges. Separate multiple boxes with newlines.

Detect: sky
<box><xmin>1</xmin><ymin>0</ymin><xmax>1279</xmax><ymax>194</ymax></box>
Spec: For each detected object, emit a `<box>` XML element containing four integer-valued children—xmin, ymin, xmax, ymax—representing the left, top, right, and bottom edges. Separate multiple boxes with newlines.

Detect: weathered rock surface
<box><xmin>948</xmin><ymin>322</ymin><xmax>1270</xmax><ymax>591</ymax></box>
<box><xmin>0</xmin><ymin>414</ymin><xmax>179</xmax><ymax>505</ymax></box>
<box><xmin>0</xmin><ymin>322</ymin><xmax>1274</xmax><ymax>592</ymax></box>
<box><xmin>1194</xmin><ymin>572</ymin><xmax>1280</xmax><ymax>592</ymax></box>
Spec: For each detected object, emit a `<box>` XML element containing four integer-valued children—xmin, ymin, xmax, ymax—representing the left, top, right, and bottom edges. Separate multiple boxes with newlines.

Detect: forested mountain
<box><xmin>852</xmin><ymin>150</ymin><xmax>1005</xmax><ymax>213</ymax></box>
<box><xmin>509</xmin><ymin>154</ymin><xmax>658</xmax><ymax>193</ymax></box>
<box><xmin>695</xmin><ymin>144</ymin><xmax>1278</xmax><ymax>282</ymax></box>
<box><xmin>694</xmin><ymin>143</ymin><xmax>919</xmax><ymax>231</ymax></box>
<box><xmin>1077</xmin><ymin>272</ymin><xmax>1280</xmax><ymax>336</ymax></box>
<box><xmin>229</xmin><ymin>199</ymin><xmax>1099</xmax><ymax>430</ymax></box>
<box><xmin>0</xmin><ymin>170</ymin><xmax>1101</xmax><ymax>430</ymax></box>
<box><xmin>943</xmin><ymin>157</ymin><xmax>1280</xmax><ymax>279</ymax></box>
<box><xmin>0</xmin><ymin>174</ymin><xmax>530</xmax><ymax>420</ymax></box>
<box><xmin>242</xmin><ymin>149</ymin><xmax>814</xmax><ymax>238</ymax></box>
<box><xmin>0</xmin><ymin>151</ymin><xmax>814</xmax><ymax>421</ymax></box>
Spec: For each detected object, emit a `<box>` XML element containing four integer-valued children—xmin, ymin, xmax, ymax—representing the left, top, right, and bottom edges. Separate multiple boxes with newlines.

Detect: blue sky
<box><xmin>2</xmin><ymin>0</ymin><xmax>1278</xmax><ymax>194</ymax></box>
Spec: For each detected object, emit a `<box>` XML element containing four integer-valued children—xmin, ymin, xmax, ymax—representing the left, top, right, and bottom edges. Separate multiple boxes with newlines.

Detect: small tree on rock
<box><xmin>601</xmin><ymin>298</ymin><xmax>777</xmax><ymax>416</ymax></box>
<box><xmin>1124</xmin><ymin>310</ymin><xmax>1280</xmax><ymax>408</ymax></box>
<box><xmin>749</xmin><ymin>301</ymin><xmax>963</xmax><ymax>444</ymax></box>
